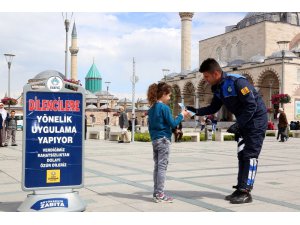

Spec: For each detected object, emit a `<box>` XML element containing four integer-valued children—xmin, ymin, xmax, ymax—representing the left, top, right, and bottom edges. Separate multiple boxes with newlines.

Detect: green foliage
<box><xmin>181</xmin><ymin>136</ymin><xmax>192</xmax><ymax>142</ymax></box>
<box><xmin>200</xmin><ymin>133</ymin><xmax>216</xmax><ymax>141</ymax></box>
<box><xmin>200</xmin><ymin>133</ymin><xmax>205</xmax><ymax>141</ymax></box>
<box><xmin>224</xmin><ymin>135</ymin><xmax>235</xmax><ymax>141</ymax></box>
<box><xmin>134</xmin><ymin>132</ymin><xmax>151</xmax><ymax>142</ymax></box>
<box><xmin>266</xmin><ymin>131</ymin><xmax>292</xmax><ymax>137</ymax></box>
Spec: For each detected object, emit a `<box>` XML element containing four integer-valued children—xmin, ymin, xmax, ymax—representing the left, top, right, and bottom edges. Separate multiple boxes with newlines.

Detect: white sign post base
<box><xmin>18</xmin><ymin>189</ymin><xmax>86</xmax><ymax>212</ymax></box>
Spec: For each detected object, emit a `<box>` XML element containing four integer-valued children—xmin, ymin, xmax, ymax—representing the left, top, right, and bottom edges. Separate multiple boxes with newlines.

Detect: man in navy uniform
<box><xmin>186</xmin><ymin>58</ymin><xmax>267</xmax><ymax>204</ymax></box>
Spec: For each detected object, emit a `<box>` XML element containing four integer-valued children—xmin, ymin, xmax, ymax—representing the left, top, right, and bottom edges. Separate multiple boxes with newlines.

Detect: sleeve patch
<box><xmin>241</xmin><ymin>86</ymin><xmax>250</xmax><ymax>95</ymax></box>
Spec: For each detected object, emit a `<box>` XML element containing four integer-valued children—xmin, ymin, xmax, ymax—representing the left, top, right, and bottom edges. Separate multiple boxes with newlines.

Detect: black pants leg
<box><xmin>237</xmin><ymin>114</ymin><xmax>267</xmax><ymax>191</ymax></box>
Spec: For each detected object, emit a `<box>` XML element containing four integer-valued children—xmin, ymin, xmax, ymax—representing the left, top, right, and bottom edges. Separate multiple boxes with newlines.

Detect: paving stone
<box><xmin>0</xmin><ymin>129</ymin><xmax>299</xmax><ymax>212</ymax></box>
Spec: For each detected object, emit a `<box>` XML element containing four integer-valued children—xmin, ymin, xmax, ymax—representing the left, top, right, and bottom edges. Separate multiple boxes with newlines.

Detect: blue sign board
<box><xmin>24</xmin><ymin>91</ymin><xmax>83</xmax><ymax>189</ymax></box>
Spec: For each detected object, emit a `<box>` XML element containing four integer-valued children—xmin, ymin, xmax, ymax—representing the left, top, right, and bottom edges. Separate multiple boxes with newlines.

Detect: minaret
<box><xmin>179</xmin><ymin>12</ymin><xmax>194</xmax><ymax>72</ymax></box>
<box><xmin>69</xmin><ymin>22</ymin><xmax>79</xmax><ymax>81</ymax></box>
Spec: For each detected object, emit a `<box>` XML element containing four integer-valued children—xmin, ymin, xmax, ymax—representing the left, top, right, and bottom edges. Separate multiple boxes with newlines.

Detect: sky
<box><xmin>0</xmin><ymin>12</ymin><xmax>247</xmax><ymax>101</ymax></box>
<box><xmin>1</xmin><ymin>1</ymin><xmax>300</xmax><ymax>225</ymax></box>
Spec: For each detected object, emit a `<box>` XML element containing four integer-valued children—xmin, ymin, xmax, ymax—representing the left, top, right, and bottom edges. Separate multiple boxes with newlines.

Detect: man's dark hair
<box><xmin>199</xmin><ymin>58</ymin><xmax>222</xmax><ymax>73</ymax></box>
<box><xmin>11</xmin><ymin>110</ymin><xmax>15</xmax><ymax>113</ymax></box>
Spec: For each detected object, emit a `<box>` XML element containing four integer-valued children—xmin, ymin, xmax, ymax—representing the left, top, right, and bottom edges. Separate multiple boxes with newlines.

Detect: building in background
<box><xmin>165</xmin><ymin>12</ymin><xmax>300</xmax><ymax>122</ymax></box>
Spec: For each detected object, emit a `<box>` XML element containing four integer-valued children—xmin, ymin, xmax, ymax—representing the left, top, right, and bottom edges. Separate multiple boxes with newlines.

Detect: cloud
<box><xmin>0</xmin><ymin>12</ymin><xmax>246</xmax><ymax>100</ymax></box>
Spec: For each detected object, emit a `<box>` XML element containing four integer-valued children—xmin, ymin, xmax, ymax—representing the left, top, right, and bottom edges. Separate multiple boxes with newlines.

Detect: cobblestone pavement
<box><xmin>0</xmin><ymin>128</ymin><xmax>300</xmax><ymax>212</ymax></box>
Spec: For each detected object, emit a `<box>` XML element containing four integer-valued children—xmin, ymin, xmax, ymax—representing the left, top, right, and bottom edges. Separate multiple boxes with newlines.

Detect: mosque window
<box><xmin>237</xmin><ymin>41</ymin><xmax>242</xmax><ymax>56</ymax></box>
<box><xmin>216</xmin><ymin>47</ymin><xmax>223</xmax><ymax>60</ymax></box>
<box><xmin>226</xmin><ymin>44</ymin><xmax>231</xmax><ymax>59</ymax></box>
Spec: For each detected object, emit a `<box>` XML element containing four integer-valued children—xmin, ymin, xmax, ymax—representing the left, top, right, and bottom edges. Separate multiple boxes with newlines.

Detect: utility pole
<box><xmin>131</xmin><ymin>58</ymin><xmax>139</xmax><ymax>142</ymax></box>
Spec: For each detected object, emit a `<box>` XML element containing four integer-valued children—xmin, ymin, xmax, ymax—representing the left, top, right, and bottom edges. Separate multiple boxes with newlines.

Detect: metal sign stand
<box><xmin>18</xmin><ymin>75</ymin><xmax>86</xmax><ymax>212</ymax></box>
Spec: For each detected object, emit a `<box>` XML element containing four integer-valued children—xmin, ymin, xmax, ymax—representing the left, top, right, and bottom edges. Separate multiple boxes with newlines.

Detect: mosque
<box><xmin>166</xmin><ymin>12</ymin><xmax>300</xmax><ymax>123</ymax></box>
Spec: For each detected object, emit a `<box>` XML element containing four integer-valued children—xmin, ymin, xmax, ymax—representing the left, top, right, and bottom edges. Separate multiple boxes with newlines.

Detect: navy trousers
<box><xmin>237</xmin><ymin>113</ymin><xmax>268</xmax><ymax>191</ymax></box>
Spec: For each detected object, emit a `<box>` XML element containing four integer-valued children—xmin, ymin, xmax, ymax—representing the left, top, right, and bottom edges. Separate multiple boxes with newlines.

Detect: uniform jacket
<box><xmin>191</xmin><ymin>72</ymin><xmax>267</xmax><ymax>129</ymax></box>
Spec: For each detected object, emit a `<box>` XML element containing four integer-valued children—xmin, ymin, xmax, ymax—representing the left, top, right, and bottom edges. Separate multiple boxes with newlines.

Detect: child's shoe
<box><xmin>154</xmin><ymin>193</ymin><xmax>173</xmax><ymax>203</ymax></box>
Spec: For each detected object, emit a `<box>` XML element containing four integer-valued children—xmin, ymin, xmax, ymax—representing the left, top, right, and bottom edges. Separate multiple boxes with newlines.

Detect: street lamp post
<box><xmin>269</xmin><ymin>78</ymin><xmax>274</xmax><ymax>108</ymax></box>
<box><xmin>162</xmin><ymin>68</ymin><xmax>170</xmax><ymax>82</ymax></box>
<box><xmin>4</xmin><ymin>53</ymin><xmax>15</xmax><ymax>111</ymax></box>
<box><xmin>277</xmin><ymin>41</ymin><xmax>290</xmax><ymax>96</ymax></box>
<box><xmin>131</xmin><ymin>58</ymin><xmax>139</xmax><ymax>142</ymax></box>
<box><xmin>105</xmin><ymin>81</ymin><xmax>111</xmax><ymax>124</ymax></box>
<box><xmin>269</xmin><ymin>78</ymin><xmax>274</xmax><ymax>121</ymax></box>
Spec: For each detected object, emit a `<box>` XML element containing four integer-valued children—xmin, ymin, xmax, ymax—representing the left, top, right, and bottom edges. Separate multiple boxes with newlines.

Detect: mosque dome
<box><xmin>269</xmin><ymin>50</ymin><xmax>297</xmax><ymax>59</ymax></box>
<box><xmin>228</xmin><ymin>59</ymin><xmax>246</xmax><ymax>67</ymax></box>
<box><xmin>126</xmin><ymin>106</ymin><xmax>137</xmax><ymax>110</ymax></box>
<box><xmin>138</xmin><ymin>105</ymin><xmax>149</xmax><ymax>111</ymax></box>
<box><xmin>29</xmin><ymin>70</ymin><xmax>65</xmax><ymax>83</ymax></box>
<box><xmin>138</xmin><ymin>99</ymin><xmax>148</xmax><ymax>104</ymax></box>
<box><xmin>180</xmin><ymin>70</ymin><xmax>191</xmax><ymax>76</ymax></box>
<box><xmin>292</xmin><ymin>48</ymin><xmax>300</xmax><ymax>54</ymax></box>
<box><xmin>86</xmin><ymin>93</ymin><xmax>97</xmax><ymax>99</ymax></box>
<box><xmin>227</xmin><ymin>12</ymin><xmax>300</xmax><ymax>32</ymax></box>
<box><xmin>85</xmin><ymin>62</ymin><xmax>102</xmax><ymax>93</ymax></box>
<box><xmin>94</xmin><ymin>91</ymin><xmax>112</xmax><ymax>96</ymax></box>
<box><xmin>118</xmin><ymin>98</ymin><xmax>132</xmax><ymax>104</ymax></box>
<box><xmin>86</xmin><ymin>104</ymin><xmax>97</xmax><ymax>109</ymax></box>
<box><xmin>249</xmin><ymin>54</ymin><xmax>266</xmax><ymax>63</ymax></box>
<box><xmin>191</xmin><ymin>67</ymin><xmax>200</xmax><ymax>73</ymax></box>
<box><xmin>217</xmin><ymin>60</ymin><xmax>228</xmax><ymax>68</ymax></box>
<box><xmin>166</xmin><ymin>72</ymin><xmax>178</xmax><ymax>79</ymax></box>
<box><xmin>86</xmin><ymin>63</ymin><xmax>101</xmax><ymax>79</ymax></box>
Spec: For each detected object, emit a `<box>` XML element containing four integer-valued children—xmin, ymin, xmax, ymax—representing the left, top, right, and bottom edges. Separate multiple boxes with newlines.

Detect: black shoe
<box><xmin>230</xmin><ymin>191</ymin><xmax>252</xmax><ymax>204</ymax></box>
<box><xmin>11</xmin><ymin>144</ymin><xmax>18</xmax><ymax>146</ymax></box>
<box><xmin>4</xmin><ymin>144</ymin><xmax>8</xmax><ymax>147</ymax></box>
<box><xmin>118</xmin><ymin>140</ymin><xmax>124</xmax><ymax>143</ymax></box>
<box><xmin>225</xmin><ymin>189</ymin><xmax>241</xmax><ymax>201</ymax></box>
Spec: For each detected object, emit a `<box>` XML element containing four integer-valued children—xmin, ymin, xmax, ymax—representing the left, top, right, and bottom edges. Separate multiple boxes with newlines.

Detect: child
<box><xmin>147</xmin><ymin>82</ymin><xmax>188</xmax><ymax>203</ymax></box>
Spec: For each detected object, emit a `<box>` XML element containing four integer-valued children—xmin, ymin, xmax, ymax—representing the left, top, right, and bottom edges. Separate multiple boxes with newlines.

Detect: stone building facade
<box><xmin>165</xmin><ymin>12</ymin><xmax>300</xmax><ymax>122</ymax></box>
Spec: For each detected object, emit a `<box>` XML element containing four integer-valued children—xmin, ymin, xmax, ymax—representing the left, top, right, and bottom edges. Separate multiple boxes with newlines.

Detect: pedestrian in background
<box><xmin>172</xmin><ymin>121</ymin><xmax>183</xmax><ymax>142</ymax></box>
<box><xmin>118</xmin><ymin>106</ymin><xmax>130</xmax><ymax>143</ymax></box>
<box><xmin>0</xmin><ymin>103</ymin><xmax>7</xmax><ymax>147</ymax></box>
<box><xmin>5</xmin><ymin>110</ymin><xmax>18</xmax><ymax>146</ymax></box>
<box><xmin>278</xmin><ymin>108</ymin><xmax>288</xmax><ymax>142</ymax></box>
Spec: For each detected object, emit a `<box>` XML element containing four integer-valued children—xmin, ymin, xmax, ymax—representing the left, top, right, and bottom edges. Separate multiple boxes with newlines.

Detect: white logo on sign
<box><xmin>47</xmin><ymin>76</ymin><xmax>63</xmax><ymax>92</ymax></box>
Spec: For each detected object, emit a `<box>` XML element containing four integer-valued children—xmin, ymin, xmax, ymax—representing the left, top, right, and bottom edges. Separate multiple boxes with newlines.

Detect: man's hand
<box><xmin>227</xmin><ymin>123</ymin><xmax>242</xmax><ymax>142</ymax></box>
<box><xmin>227</xmin><ymin>123</ymin><xmax>240</xmax><ymax>134</ymax></box>
<box><xmin>186</xmin><ymin>106</ymin><xmax>196</xmax><ymax>113</ymax></box>
<box><xmin>181</xmin><ymin>109</ymin><xmax>189</xmax><ymax>117</ymax></box>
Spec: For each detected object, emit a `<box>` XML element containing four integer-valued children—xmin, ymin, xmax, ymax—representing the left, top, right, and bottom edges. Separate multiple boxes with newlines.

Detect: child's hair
<box><xmin>147</xmin><ymin>82</ymin><xmax>172</xmax><ymax>106</ymax></box>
